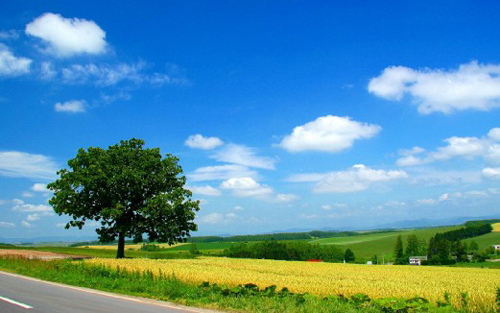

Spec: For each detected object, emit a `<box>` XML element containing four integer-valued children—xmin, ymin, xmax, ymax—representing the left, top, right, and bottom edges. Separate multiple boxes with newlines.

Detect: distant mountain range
<box><xmin>0</xmin><ymin>235</ymin><xmax>97</xmax><ymax>244</ymax></box>
<box><xmin>1</xmin><ymin>215</ymin><xmax>498</xmax><ymax>244</ymax></box>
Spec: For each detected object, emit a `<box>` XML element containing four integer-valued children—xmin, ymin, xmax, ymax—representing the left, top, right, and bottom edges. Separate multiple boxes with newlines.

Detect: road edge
<box><xmin>0</xmin><ymin>270</ymin><xmax>219</xmax><ymax>313</ymax></box>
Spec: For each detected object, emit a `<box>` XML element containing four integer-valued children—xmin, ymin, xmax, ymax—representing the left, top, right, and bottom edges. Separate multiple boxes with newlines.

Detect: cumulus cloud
<box><xmin>26</xmin><ymin>214</ymin><xmax>41</xmax><ymax>222</ymax></box>
<box><xmin>0</xmin><ymin>151</ymin><xmax>58</xmax><ymax>179</ymax></box>
<box><xmin>288</xmin><ymin>164</ymin><xmax>407</xmax><ymax>193</ymax></box>
<box><xmin>199</xmin><ymin>212</ymin><xmax>238</xmax><ymax>225</ymax></box>
<box><xmin>369</xmin><ymin>61</ymin><xmax>500</xmax><ymax>114</ymax></box>
<box><xmin>211</xmin><ymin>144</ymin><xmax>276</xmax><ymax>169</ymax></box>
<box><xmin>0</xmin><ymin>221</ymin><xmax>15</xmax><ymax>228</ymax></box>
<box><xmin>12</xmin><ymin>199</ymin><xmax>52</xmax><ymax>213</ymax></box>
<box><xmin>483</xmin><ymin>167</ymin><xmax>500</xmax><ymax>179</ymax></box>
<box><xmin>188</xmin><ymin>185</ymin><xmax>221</xmax><ymax>196</ymax></box>
<box><xmin>185</xmin><ymin>134</ymin><xmax>224</xmax><ymax>150</ymax></box>
<box><xmin>188</xmin><ymin>164</ymin><xmax>258</xmax><ymax>182</ymax></box>
<box><xmin>25</xmin><ymin>13</ymin><xmax>107</xmax><ymax>57</ymax></box>
<box><xmin>220</xmin><ymin>177</ymin><xmax>273</xmax><ymax>197</ymax></box>
<box><xmin>397</xmin><ymin>128</ymin><xmax>500</xmax><ymax>167</ymax></box>
<box><xmin>275</xmin><ymin>193</ymin><xmax>299</xmax><ymax>203</ymax></box>
<box><xmin>417</xmin><ymin>192</ymin><xmax>468</xmax><ymax>205</ymax></box>
<box><xmin>278</xmin><ymin>115</ymin><xmax>381</xmax><ymax>153</ymax></box>
<box><xmin>54</xmin><ymin>100</ymin><xmax>87</xmax><ymax>113</ymax></box>
<box><xmin>0</xmin><ymin>44</ymin><xmax>32</xmax><ymax>76</ymax></box>
<box><xmin>31</xmin><ymin>183</ymin><xmax>49</xmax><ymax>193</ymax></box>
<box><xmin>315</xmin><ymin>164</ymin><xmax>407</xmax><ymax>193</ymax></box>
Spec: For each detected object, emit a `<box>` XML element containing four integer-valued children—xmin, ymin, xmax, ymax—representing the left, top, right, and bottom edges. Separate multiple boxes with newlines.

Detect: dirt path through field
<box><xmin>0</xmin><ymin>249</ymin><xmax>92</xmax><ymax>260</ymax></box>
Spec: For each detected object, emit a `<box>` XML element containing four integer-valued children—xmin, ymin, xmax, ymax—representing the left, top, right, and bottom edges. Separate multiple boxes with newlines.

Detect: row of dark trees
<box><xmin>224</xmin><ymin>240</ymin><xmax>355</xmax><ymax>263</ymax></box>
<box><xmin>393</xmin><ymin>223</ymin><xmax>491</xmax><ymax>265</ymax></box>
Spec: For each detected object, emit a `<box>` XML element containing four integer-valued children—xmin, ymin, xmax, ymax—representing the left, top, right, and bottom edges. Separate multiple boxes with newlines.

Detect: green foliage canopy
<box><xmin>48</xmin><ymin>138</ymin><xmax>199</xmax><ymax>258</ymax></box>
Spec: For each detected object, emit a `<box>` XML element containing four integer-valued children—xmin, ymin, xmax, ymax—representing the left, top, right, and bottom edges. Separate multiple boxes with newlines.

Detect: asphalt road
<box><xmin>0</xmin><ymin>271</ymin><xmax>213</xmax><ymax>313</ymax></box>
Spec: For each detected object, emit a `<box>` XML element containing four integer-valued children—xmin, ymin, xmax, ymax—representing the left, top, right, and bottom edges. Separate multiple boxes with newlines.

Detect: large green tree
<box><xmin>48</xmin><ymin>138</ymin><xmax>199</xmax><ymax>258</ymax></box>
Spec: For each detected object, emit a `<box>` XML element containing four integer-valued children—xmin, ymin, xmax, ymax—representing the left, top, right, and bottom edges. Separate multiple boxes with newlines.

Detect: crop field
<box><xmin>492</xmin><ymin>223</ymin><xmax>500</xmax><ymax>232</ymax></box>
<box><xmin>86</xmin><ymin>256</ymin><xmax>500</xmax><ymax>310</ymax></box>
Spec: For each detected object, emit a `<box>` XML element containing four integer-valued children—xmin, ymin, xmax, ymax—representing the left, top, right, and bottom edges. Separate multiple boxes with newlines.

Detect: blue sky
<box><xmin>1</xmin><ymin>1</ymin><xmax>500</xmax><ymax>238</ymax></box>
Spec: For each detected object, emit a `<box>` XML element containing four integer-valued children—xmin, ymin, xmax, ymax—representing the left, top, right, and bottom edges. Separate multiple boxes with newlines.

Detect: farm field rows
<box><xmin>86</xmin><ymin>256</ymin><xmax>500</xmax><ymax>310</ymax></box>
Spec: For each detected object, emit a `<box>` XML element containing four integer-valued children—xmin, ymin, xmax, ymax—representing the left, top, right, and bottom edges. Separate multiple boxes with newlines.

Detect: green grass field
<box><xmin>463</xmin><ymin>231</ymin><xmax>500</xmax><ymax>251</ymax></box>
<box><xmin>311</xmin><ymin>226</ymin><xmax>461</xmax><ymax>262</ymax></box>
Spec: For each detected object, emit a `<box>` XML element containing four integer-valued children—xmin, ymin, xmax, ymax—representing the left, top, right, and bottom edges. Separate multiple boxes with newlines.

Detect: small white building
<box><xmin>409</xmin><ymin>256</ymin><xmax>427</xmax><ymax>266</ymax></box>
<box><xmin>493</xmin><ymin>245</ymin><xmax>500</xmax><ymax>251</ymax></box>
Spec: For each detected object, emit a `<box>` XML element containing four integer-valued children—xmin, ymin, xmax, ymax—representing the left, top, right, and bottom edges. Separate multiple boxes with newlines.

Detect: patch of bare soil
<box><xmin>0</xmin><ymin>249</ymin><xmax>92</xmax><ymax>260</ymax></box>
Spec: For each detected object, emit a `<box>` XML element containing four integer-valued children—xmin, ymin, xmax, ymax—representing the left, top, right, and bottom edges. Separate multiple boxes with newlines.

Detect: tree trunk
<box><xmin>117</xmin><ymin>232</ymin><xmax>125</xmax><ymax>258</ymax></box>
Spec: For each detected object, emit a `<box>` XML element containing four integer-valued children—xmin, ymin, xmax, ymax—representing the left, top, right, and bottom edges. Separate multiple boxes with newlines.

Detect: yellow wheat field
<box><xmin>492</xmin><ymin>223</ymin><xmax>500</xmax><ymax>232</ymax></box>
<box><xmin>79</xmin><ymin>243</ymin><xmax>187</xmax><ymax>250</ymax></box>
<box><xmin>85</xmin><ymin>257</ymin><xmax>500</xmax><ymax>310</ymax></box>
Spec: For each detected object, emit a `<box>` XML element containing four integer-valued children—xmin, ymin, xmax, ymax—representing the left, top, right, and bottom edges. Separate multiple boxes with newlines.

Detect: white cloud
<box><xmin>286</xmin><ymin>172</ymin><xmax>330</xmax><ymax>183</ymax></box>
<box><xmin>397</xmin><ymin>128</ymin><xmax>500</xmax><ymax>167</ymax></box>
<box><xmin>188</xmin><ymin>164</ymin><xmax>258</xmax><ymax>182</ymax></box>
<box><xmin>0</xmin><ymin>44</ymin><xmax>32</xmax><ymax>76</ymax></box>
<box><xmin>56</xmin><ymin>222</ymin><xmax>66</xmax><ymax>228</ymax></box>
<box><xmin>369</xmin><ymin>61</ymin><xmax>500</xmax><ymax>114</ymax></box>
<box><xmin>54</xmin><ymin>100</ymin><xmax>87</xmax><ymax>113</ymax></box>
<box><xmin>185</xmin><ymin>134</ymin><xmax>224</xmax><ymax>150</ymax></box>
<box><xmin>12</xmin><ymin>199</ymin><xmax>52</xmax><ymax>213</ymax></box>
<box><xmin>275</xmin><ymin>193</ymin><xmax>299</xmax><ymax>203</ymax></box>
<box><xmin>384</xmin><ymin>201</ymin><xmax>406</xmax><ymax>207</ymax></box>
<box><xmin>40</xmin><ymin>61</ymin><xmax>56</xmax><ymax>80</ymax></box>
<box><xmin>0</xmin><ymin>221</ymin><xmax>15</xmax><ymax>228</ymax></box>
<box><xmin>26</xmin><ymin>214</ymin><xmax>41</xmax><ymax>222</ymax></box>
<box><xmin>483</xmin><ymin>167</ymin><xmax>500</xmax><ymax>179</ymax></box>
<box><xmin>232</xmin><ymin>205</ymin><xmax>244</xmax><ymax>211</ymax></box>
<box><xmin>220</xmin><ymin>177</ymin><xmax>273</xmax><ymax>197</ymax></box>
<box><xmin>60</xmin><ymin>62</ymin><xmax>187</xmax><ymax>87</ymax></box>
<box><xmin>408</xmin><ymin>168</ymin><xmax>482</xmax><ymax>186</ymax></box>
<box><xmin>488</xmin><ymin>188</ymin><xmax>500</xmax><ymax>194</ymax></box>
<box><xmin>25</xmin><ymin>13</ymin><xmax>107</xmax><ymax>57</ymax></box>
<box><xmin>0</xmin><ymin>151</ymin><xmax>58</xmax><ymax>179</ymax></box>
<box><xmin>278</xmin><ymin>115</ymin><xmax>381</xmax><ymax>153</ymax></box>
<box><xmin>199</xmin><ymin>212</ymin><xmax>238</xmax><ymax>225</ymax></box>
<box><xmin>21</xmin><ymin>221</ymin><xmax>32</xmax><ymax>228</ymax></box>
<box><xmin>321</xmin><ymin>203</ymin><xmax>348</xmax><ymax>210</ymax></box>
<box><xmin>22</xmin><ymin>192</ymin><xmax>34</xmax><ymax>198</ymax></box>
<box><xmin>31</xmin><ymin>183</ymin><xmax>50</xmax><ymax>193</ymax></box>
<box><xmin>188</xmin><ymin>185</ymin><xmax>221</xmax><ymax>197</ymax></box>
<box><xmin>299</xmin><ymin>214</ymin><xmax>319</xmax><ymax>220</ymax></box>
<box><xmin>313</xmin><ymin>164</ymin><xmax>408</xmax><ymax>193</ymax></box>
<box><xmin>211</xmin><ymin>144</ymin><xmax>276</xmax><ymax>169</ymax></box>
<box><xmin>0</xmin><ymin>30</ymin><xmax>19</xmax><ymax>40</ymax></box>
<box><xmin>465</xmin><ymin>190</ymin><xmax>488</xmax><ymax>197</ymax></box>
<box><xmin>100</xmin><ymin>91</ymin><xmax>131</xmax><ymax>104</ymax></box>
<box><xmin>417</xmin><ymin>192</ymin><xmax>465</xmax><ymax>205</ymax></box>
<box><xmin>417</xmin><ymin>198</ymin><xmax>437</xmax><ymax>205</ymax></box>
